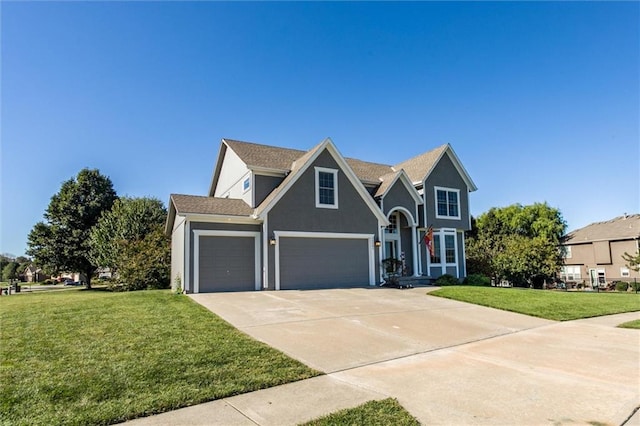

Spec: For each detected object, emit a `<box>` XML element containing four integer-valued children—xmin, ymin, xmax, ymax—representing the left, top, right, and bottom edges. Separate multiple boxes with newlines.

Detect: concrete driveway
<box><xmin>187</xmin><ymin>287</ymin><xmax>640</xmax><ymax>425</ymax></box>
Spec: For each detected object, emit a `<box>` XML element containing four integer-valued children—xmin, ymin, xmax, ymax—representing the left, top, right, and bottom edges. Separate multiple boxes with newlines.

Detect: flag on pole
<box><xmin>424</xmin><ymin>226</ymin><xmax>434</xmax><ymax>257</ymax></box>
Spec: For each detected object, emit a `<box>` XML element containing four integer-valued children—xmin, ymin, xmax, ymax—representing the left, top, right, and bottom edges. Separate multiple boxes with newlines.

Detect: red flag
<box><xmin>424</xmin><ymin>226</ymin><xmax>434</xmax><ymax>257</ymax></box>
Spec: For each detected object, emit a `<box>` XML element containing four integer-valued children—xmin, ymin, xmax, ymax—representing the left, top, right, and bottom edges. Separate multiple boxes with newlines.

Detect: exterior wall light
<box><xmin>374</xmin><ymin>240</ymin><xmax>381</xmax><ymax>247</ymax></box>
<box><xmin>269</xmin><ymin>238</ymin><xmax>277</xmax><ymax>246</ymax></box>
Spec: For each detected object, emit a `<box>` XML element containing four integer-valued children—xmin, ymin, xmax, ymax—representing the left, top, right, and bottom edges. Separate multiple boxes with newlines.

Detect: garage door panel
<box><xmin>280</xmin><ymin>238</ymin><xmax>369</xmax><ymax>290</ymax></box>
<box><xmin>199</xmin><ymin>236</ymin><xmax>255</xmax><ymax>292</ymax></box>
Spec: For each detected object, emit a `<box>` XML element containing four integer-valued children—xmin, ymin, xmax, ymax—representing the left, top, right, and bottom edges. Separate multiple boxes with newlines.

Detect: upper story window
<box><xmin>564</xmin><ymin>246</ymin><xmax>572</xmax><ymax>259</ymax></box>
<box><xmin>435</xmin><ymin>187</ymin><xmax>460</xmax><ymax>219</ymax></box>
<box><xmin>315</xmin><ymin>167</ymin><xmax>338</xmax><ymax>209</ymax></box>
<box><xmin>243</xmin><ymin>177</ymin><xmax>251</xmax><ymax>192</ymax></box>
<box><xmin>385</xmin><ymin>213</ymin><xmax>398</xmax><ymax>234</ymax></box>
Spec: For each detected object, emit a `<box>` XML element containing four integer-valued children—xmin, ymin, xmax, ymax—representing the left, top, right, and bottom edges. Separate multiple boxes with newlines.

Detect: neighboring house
<box><xmin>53</xmin><ymin>272</ymin><xmax>87</xmax><ymax>283</ymax></box>
<box><xmin>23</xmin><ymin>265</ymin><xmax>49</xmax><ymax>283</ymax></box>
<box><xmin>560</xmin><ymin>214</ymin><xmax>640</xmax><ymax>288</ymax></box>
<box><xmin>166</xmin><ymin>137</ymin><xmax>477</xmax><ymax>293</ymax></box>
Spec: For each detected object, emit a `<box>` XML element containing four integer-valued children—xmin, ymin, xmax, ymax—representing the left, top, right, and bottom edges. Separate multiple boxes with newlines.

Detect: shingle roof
<box><xmin>393</xmin><ymin>144</ymin><xmax>449</xmax><ymax>184</ymax></box>
<box><xmin>224</xmin><ymin>138</ymin><xmax>393</xmax><ymax>183</ymax></box>
<box><xmin>563</xmin><ymin>214</ymin><xmax>640</xmax><ymax>244</ymax></box>
<box><xmin>170</xmin><ymin>194</ymin><xmax>254</xmax><ymax>217</ymax></box>
<box><xmin>374</xmin><ymin>171</ymin><xmax>401</xmax><ymax>198</ymax></box>
<box><xmin>345</xmin><ymin>158</ymin><xmax>393</xmax><ymax>184</ymax></box>
<box><xmin>224</xmin><ymin>139</ymin><xmax>304</xmax><ymax>171</ymax></box>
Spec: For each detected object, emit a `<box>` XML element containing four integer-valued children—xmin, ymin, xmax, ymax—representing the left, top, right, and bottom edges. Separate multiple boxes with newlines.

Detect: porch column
<box><xmin>411</xmin><ymin>224</ymin><xmax>420</xmax><ymax>277</ymax></box>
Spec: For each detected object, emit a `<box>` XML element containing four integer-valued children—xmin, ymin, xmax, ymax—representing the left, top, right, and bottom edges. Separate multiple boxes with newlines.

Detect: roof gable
<box><xmin>394</xmin><ymin>144</ymin><xmax>477</xmax><ymax>192</ymax></box>
<box><xmin>255</xmin><ymin>138</ymin><xmax>389</xmax><ymax>225</ymax></box>
<box><xmin>375</xmin><ymin>170</ymin><xmax>423</xmax><ymax>205</ymax></box>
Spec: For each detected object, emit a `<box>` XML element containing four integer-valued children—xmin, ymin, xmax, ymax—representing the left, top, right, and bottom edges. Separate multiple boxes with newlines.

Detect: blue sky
<box><xmin>1</xmin><ymin>1</ymin><xmax>638</xmax><ymax>257</ymax></box>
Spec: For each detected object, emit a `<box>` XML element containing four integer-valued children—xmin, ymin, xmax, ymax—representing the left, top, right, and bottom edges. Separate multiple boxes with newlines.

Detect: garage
<box><xmin>275</xmin><ymin>232</ymin><xmax>375</xmax><ymax>290</ymax></box>
<box><xmin>193</xmin><ymin>230</ymin><xmax>260</xmax><ymax>292</ymax></box>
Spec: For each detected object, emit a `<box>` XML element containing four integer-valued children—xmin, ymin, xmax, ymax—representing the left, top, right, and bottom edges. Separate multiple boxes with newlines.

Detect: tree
<box><xmin>26</xmin><ymin>169</ymin><xmax>117</xmax><ymax>289</ymax></box>
<box><xmin>622</xmin><ymin>251</ymin><xmax>640</xmax><ymax>272</ymax></box>
<box><xmin>116</xmin><ymin>229</ymin><xmax>170</xmax><ymax>290</ymax></box>
<box><xmin>89</xmin><ymin>197</ymin><xmax>169</xmax><ymax>290</ymax></box>
<box><xmin>466</xmin><ymin>203</ymin><xmax>567</xmax><ymax>287</ymax></box>
<box><xmin>2</xmin><ymin>262</ymin><xmax>19</xmax><ymax>282</ymax></box>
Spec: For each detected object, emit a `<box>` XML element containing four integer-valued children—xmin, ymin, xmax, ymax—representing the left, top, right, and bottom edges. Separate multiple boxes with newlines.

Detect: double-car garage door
<box><xmin>278</xmin><ymin>236</ymin><xmax>371</xmax><ymax>290</ymax></box>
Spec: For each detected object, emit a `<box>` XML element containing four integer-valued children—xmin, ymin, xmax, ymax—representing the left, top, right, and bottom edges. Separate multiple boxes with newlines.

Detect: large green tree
<box><xmin>89</xmin><ymin>197</ymin><xmax>169</xmax><ymax>290</ymax></box>
<box><xmin>27</xmin><ymin>169</ymin><xmax>117</xmax><ymax>288</ymax></box>
<box><xmin>466</xmin><ymin>203</ymin><xmax>567</xmax><ymax>287</ymax></box>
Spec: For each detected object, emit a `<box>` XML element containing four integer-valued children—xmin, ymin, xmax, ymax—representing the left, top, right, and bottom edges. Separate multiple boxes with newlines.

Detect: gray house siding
<box><xmin>268</xmin><ymin>151</ymin><xmax>379</xmax><ymax>234</ymax></box>
<box><xmin>279</xmin><ymin>238</ymin><xmax>369</xmax><ymax>290</ymax></box>
<box><xmin>267</xmin><ymin>149</ymin><xmax>380</xmax><ymax>289</ymax></box>
<box><xmin>254</xmin><ymin>175</ymin><xmax>284</xmax><ymax>208</ymax></box>
<box><xmin>423</xmin><ymin>154</ymin><xmax>470</xmax><ymax>231</ymax></box>
<box><xmin>188</xmin><ymin>221</ymin><xmax>262</xmax><ymax>292</ymax></box>
<box><xmin>382</xmin><ymin>179</ymin><xmax>417</xmax><ymax>221</ymax></box>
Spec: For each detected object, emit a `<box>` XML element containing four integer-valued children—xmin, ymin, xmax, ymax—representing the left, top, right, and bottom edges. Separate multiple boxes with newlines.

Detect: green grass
<box><xmin>300</xmin><ymin>398</ymin><xmax>420</xmax><ymax>426</ymax></box>
<box><xmin>0</xmin><ymin>289</ymin><xmax>319</xmax><ymax>425</ymax></box>
<box><xmin>429</xmin><ymin>286</ymin><xmax>640</xmax><ymax>321</ymax></box>
<box><xmin>618</xmin><ymin>319</ymin><xmax>640</xmax><ymax>329</ymax></box>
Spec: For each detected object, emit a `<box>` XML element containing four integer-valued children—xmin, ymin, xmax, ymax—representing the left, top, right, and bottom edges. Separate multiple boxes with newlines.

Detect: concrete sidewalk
<box><xmin>124</xmin><ymin>289</ymin><xmax>640</xmax><ymax>425</ymax></box>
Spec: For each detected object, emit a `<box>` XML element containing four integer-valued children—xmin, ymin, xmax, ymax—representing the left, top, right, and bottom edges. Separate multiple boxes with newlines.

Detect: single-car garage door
<box><xmin>277</xmin><ymin>233</ymin><xmax>373</xmax><ymax>290</ymax></box>
<box><xmin>194</xmin><ymin>230</ymin><xmax>260</xmax><ymax>292</ymax></box>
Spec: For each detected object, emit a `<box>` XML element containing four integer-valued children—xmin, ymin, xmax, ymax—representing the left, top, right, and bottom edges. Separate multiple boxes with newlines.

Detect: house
<box><xmin>23</xmin><ymin>265</ymin><xmax>49</xmax><ymax>283</ymax></box>
<box><xmin>166</xmin><ymin>137</ymin><xmax>477</xmax><ymax>293</ymax></box>
<box><xmin>560</xmin><ymin>214</ymin><xmax>640</xmax><ymax>288</ymax></box>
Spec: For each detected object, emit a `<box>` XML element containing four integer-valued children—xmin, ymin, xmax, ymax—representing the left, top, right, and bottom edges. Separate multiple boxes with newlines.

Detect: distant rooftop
<box><xmin>563</xmin><ymin>214</ymin><xmax>640</xmax><ymax>244</ymax></box>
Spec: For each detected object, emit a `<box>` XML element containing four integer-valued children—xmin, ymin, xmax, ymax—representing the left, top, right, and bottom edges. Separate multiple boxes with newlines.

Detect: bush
<box><xmin>43</xmin><ymin>279</ymin><xmax>55</xmax><ymax>285</ymax></box>
<box><xmin>463</xmin><ymin>274</ymin><xmax>491</xmax><ymax>286</ymax></box>
<box><xmin>615</xmin><ymin>281</ymin><xmax>629</xmax><ymax>292</ymax></box>
<box><xmin>434</xmin><ymin>274</ymin><xmax>460</xmax><ymax>286</ymax></box>
<box><xmin>631</xmin><ymin>281</ymin><xmax>640</xmax><ymax>292</ymax></box>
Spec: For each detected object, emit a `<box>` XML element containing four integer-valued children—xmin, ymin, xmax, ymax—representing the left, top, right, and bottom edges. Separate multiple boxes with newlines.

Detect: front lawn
<box><xmin>429</xmin><ymin>286</ymin><xmax>640</xmax><ymax>321</ymax></box>
<box><xmin>301</xmin><ymin>398</ymin><xmax>420</xmax><ymax>426</ymax></box>
<box><xmin>618</xmin><ymin>319</ymin><xmax>640</xmax><ymax>329</ymax></box>
<box><xmin>0</xmin><ymin>290</ymin><xmax>319</xmax><ymax>425</ymax></box>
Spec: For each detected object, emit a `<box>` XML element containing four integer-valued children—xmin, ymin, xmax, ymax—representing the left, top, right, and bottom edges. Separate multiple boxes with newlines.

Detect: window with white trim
<box><xmin>315</xmin><ymin>167</ymin><xmax>338</xmax><ymax>209</ymax></box>
<box><xmin>429</xmin><ymin>230</ymin><xmax>458</xmax><ymax>264</ymax></box>
<box><xmin>435</xmin><ymin>187</ymin><xmax>460</xmax><ymax>219</ymax></box>
<box><xmin>385</xmin><ymin>213</ymin><xmax>398</xmax><ymax>234</ymax></box>
<box><xmin>564</xmin><ymin>246</ymin><xmax>572</xmax><ymax>259</ymax></box>
<box><xmin>560</xmin><ymin>266</ymin><xmax>581</xmax><ymax>281</ymax></box>
<box><xmin>430</xmin><ymin>234</ymin><xmax>441</xmax><ymax>264</ymax></box>
<box><xmin>621</xmin><ymin>267</ymin><xmax>630</xmax><ymax>278</ymax></box>
<box><xmin>445</xmin><ymin>234</ymin><xmax>456</xmax><ymax>263</ymax></box>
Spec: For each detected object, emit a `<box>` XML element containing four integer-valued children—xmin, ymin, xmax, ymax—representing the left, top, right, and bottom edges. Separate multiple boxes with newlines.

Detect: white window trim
<box><xmin>315</xmin><ymin>167</ymin><xmax>339</xmax><ymax>209</ymax></box>
<box><xmin>434</xmin><ymin>186</ymin><xmax>461</xmax><ymax>220</ymax></box>
<box><xmin>192</xmin><ymin>230</ymin><xmax>261</xmax><ymax>293</ymax></box>
<box><xmin>621</xmin><ymin>267</ymin><xmax>630</xmax><ymax>278</ymax></box>
<box><xmin>273</xmin><ymin>231</ymin><xmax>375</xmax><ymax>290</ymax></box>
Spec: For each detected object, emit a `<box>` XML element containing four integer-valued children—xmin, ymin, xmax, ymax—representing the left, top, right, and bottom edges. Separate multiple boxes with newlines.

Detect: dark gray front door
<box><xmin>279</xmin><ymin>237</ymin><xmax>369</xmax><ymax>290</ymax></box>
<box><xmin>199</xmin><ymin>236</ymin><xmax>255</xmax><ymax>292</ymax></box>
